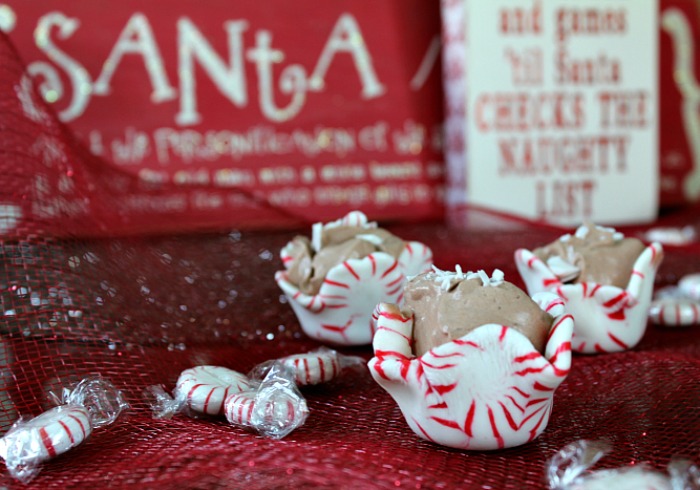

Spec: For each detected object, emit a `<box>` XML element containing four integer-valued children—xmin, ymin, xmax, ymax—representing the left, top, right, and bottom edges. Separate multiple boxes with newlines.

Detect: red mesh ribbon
<box><xmin>0</xmin><ymin>32</ymin><xmax>699</xmax><ymax>489</ymax></box>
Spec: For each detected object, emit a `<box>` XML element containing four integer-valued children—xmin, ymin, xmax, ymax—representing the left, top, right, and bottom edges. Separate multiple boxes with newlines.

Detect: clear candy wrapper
<box><xmin>145</xmin><ymin>383</ymin><xmax>189</xmax><ymax>420</ymax></box>
<box><xmin>546</xmin><ymin>440</ymin><xmax>700</xmax><ymax>490</ymax></box>
<box><xmin>147</xmin><ymin>347</ymin><xmax>358</xmax><ymax>439</ymax></box>
<box><xmin>146</xmin><ymin>365</ymin><xmax>251</xmax><ymax>419</ymax></box>
<box><xmin>226</xmin><ymin>361</ymin><xmax>308</xmax><ymax>439</ymax></box>
<box><xmin>248</xmin><ymin>347</ymin><xmax>364</xmax><ymax>386</ymax></box>
<box><xmin>0</xmin><ymin>376</ymin><xmax>128</xmax><ymax>484</ymax></box>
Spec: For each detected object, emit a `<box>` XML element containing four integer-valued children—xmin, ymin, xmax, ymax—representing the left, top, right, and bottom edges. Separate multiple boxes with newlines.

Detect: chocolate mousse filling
<box><xmin>533</xmin><ymin>222</ymin><xmax>645</xmax><ymax>289</ymax></box>
<box><xmin>286</xmin><ymin>223</ymin><xmax>405</xmax><ymax>296</ymax></box>
<box><xmin>405</xmin><ymin>269</ymin><xmax>553</xmax><ymax>356</ymax></box>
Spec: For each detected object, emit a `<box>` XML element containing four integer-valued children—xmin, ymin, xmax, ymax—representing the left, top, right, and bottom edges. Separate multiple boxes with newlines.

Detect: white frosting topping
<box><xmin>572</xmin><ymin>224</ymin><xmax>624</xmax><ymax>242</ymax></box>
<box><xmin>424</xmin><ymin>266</ymin><xmax>505</xmax><ymax>291</ymax></box>
<box><xmin>311</xmin><ymin>222</ymin><xmax>324</xmax><ymax>252</ymax></box>
<box><xmin>574</xmin><ymin>225</ymin><xmax>590</xmax><ymax>239</ymax></box>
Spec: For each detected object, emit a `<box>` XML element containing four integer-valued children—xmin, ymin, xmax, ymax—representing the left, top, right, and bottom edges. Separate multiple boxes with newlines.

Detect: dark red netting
<box><xmin>0</xmin><ymin>31</ymin><xmax>699</xmax><ymax>489</ymax></box>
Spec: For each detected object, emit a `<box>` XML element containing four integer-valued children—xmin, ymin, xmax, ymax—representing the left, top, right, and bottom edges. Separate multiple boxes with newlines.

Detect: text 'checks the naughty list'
<box><xmin>466</xmin><ymin>0</ymin><xmax>658</xmax><ymax>225</ymax></box>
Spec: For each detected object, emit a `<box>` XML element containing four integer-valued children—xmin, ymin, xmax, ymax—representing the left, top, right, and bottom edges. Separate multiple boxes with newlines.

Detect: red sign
<box><xmin>2</xmin><ymin>1</ymin><xmax>444</xmax><ymax>234</ymax></box>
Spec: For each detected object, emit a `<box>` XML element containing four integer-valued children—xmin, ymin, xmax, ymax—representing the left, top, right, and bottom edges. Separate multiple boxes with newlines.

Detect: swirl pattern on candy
<box><xmin>648</xmin><ymin>273</ymin><xmax>700</xmax><ymax>327</ymax></box>
<box><xmin>276</xmin><ymin>211</ymin><xmax>433</xmax><ymax>345</ymax></box>
<box><xmin>0</xmin><ymin>405</ymin><xmax>92</xmax><ymax>464</ymax></box>
<box><xmin>175</xmin><ymin>366</ymin><xmax>252</xmax><ymax>416</ymax></box>
<box><xmin>369</xmin><ymin>269</ymin><xmax>573</xmax><ymax>450</ymax></box>
<box><xmin>225</xmin><ymin>363</ymin><xmax>308</xmax><ymax>440</ymax></box>
<box><xmin>280</xmin><ymin>351</ymin><xmax>340</xmax><ymax>386</ymax></box>
<box><xmin>0</xmin><ymin>376</ymin><xmax>128</xmax><ymax>483</ymax></box>
<box><xmin>149</xmin><ymin>348</ymin><xmax>360</xmax><ymax>439</ymax></box>
<box><xmin>515</xmin><ymin>223</ymin><xmax>664</xmax><ymax>354</ymax></box>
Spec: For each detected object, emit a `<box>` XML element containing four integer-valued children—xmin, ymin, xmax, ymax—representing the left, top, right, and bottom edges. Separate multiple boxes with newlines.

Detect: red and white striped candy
<box><xmin>0</xmin><ymin>405</ymin><xmax>91</xmax><ymax>463</ymax></box>
<box><xmin>223</xmin><ymin>392</ymin><xmax>257</xmax><ymax>426</ymax></box>
<box><xmin>223</xmin><ymin>391</ymin><xmax>305</xmax><ymax>438</ymax></box>
<box><xmin>175</xmin><ymin>366</ymin><xmax>251</xmax><ymax>416</ymax></box>
<box><xmin>279</xmin><ymin>351</ymin><xmax>341</xmax><ymax>386</ymax></box>
<box><xmin>649</xmin><ymin>298</ymin><xmax>700</xmax><ymax>327</ymax></box>
<box><xmin>679</xmin><ymin>273</ymin><xmax>700</xmax><ymax>301</ymax></box>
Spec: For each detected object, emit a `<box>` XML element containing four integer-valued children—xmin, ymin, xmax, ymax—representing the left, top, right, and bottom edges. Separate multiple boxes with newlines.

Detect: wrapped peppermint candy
<box><xmin>546</xmin><ymin>440</ymin><xmax>700</xmax><ymax>490</ymax></box>
<box><xmin>148</xmin><ymin>363</ymin><xmax>307</xmax><ymax>439</ymax></box>
<box><xmin>229</xmin><ymin>348</ymin><xmax>363</xmax><ymax>438</ymax></box>
<box><xmin>225</xmin><ymin>361</ymin><xmax>308</xmax><ymax>439</ymax></box>
<box><xmin>0</xmin><ymin>376</ymin><xmax>128</xmax><ymax>484</ymax></box>
<box><xmin>649</xmin><ymin>273</ymin><xmax>700</xmax><ymax>328</ymax></box>
<box><xmin>248</xmin><ymin>347</ymin><xmax>364</xmax><ymax>387</ymax></box>
<box><xmin>147</xmin><ymin>366</ymin><xmax>252</xmax><ymax>419</ymax></box>
<box><xmin>149</xmin><ymin>348</ymin><xmax>359</xmax><ymax>439</ymax></box>
<box><xmin>643</xmin><ymin>226</ymin><xmax>696</xmax><ymax>246</ymax></box>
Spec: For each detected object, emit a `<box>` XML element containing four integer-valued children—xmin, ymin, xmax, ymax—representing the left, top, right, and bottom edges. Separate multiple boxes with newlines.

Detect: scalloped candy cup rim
<box><xmin>276</xmin><ymin>211</ymin><xmax>432</xmax><ymax>346</ymax></box>
<box><xmin>368</xmin><ymin>295</ymin><xmax>573</xmax><ymax>450</ymax></box>
<box><xmin>514</xmin><ymin>242</ymin><xmax>663</xmax><ymax>354</ymax></box>
<box><xmin>276</xmin><ymin>243</ymin><xmax>432</xmax><ymax>346</ymax></box>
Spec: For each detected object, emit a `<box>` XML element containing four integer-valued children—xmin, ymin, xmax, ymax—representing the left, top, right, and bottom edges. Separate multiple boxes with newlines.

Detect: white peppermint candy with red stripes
<box><xmin>649</xmin><ymin>298</ymin><xmax>700</xmax><ymax>327</ymax></box>
<box><xmin>224</xmin><ymin>392</ymin><xmax>306</xmax><ymax>440</ymax></box>
<box><xmin>224</xmin><ymin>392</ymin><xmax>302</xmax><ymax>427</ymax></box>
<box><xmin>0</xmin><ymin>376</ymin><xmax>126</xmax><ymax>483</ymax></box>
<box><xmin>224</xmin><ymin>392</ymin><xmax>256</xmax><ymax>426</ymax></box>
<box><xmin>224</xmin><ymin>362</ymin><xmax>309</xmax><ymax>439</ymax></box>
<box><xmin>276</xmin><ymin>212</ymin><xmax>433</xmax><ymax>346</ymax></box>
<box><xmin>369</xmin><ymin>296</ymin><xmax>573</xmax><ymax>451</ymax></box>
<box><xmin>679</xmin><ymin>273</ymin><xmax>700</xmax><ymax>301</ymax></box>
<box><xmin>0</xmin><ymin>405</ymin><xmax>91</xmax><ymax>466</ymax></box>
<box><xmin>175</xmin><ymin>366</ymin><xmax>251</xmax><ymax>416</ymax></box>
<box><xmin>515</xmin><ymin>242</ymin><xmax>663</xmax><ymax>354</ymax></box>
<box><xmin>279</xmin><ymin>350</ymin><xmax>341</xmax><ymax>386</ymax></box>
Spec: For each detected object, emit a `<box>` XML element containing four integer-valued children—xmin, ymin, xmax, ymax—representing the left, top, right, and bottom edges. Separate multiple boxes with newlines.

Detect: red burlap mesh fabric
<box><xmin>1</xmin><ymin>33</ymin><xmax>699</xmax><ymax>489</ymax></box>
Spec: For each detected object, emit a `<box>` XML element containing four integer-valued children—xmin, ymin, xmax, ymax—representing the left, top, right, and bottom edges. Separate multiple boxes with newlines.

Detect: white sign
<box><xmin>465</xmin><ymin>0</ymin><xmax>658</xmax><ymax>225</ymax></box>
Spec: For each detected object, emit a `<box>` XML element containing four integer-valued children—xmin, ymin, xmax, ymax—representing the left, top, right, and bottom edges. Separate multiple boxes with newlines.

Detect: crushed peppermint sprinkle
<box><xmin>573</xmin><ymin>224</ymin><xmax>624</xmax><ymax>242</ymax></box>
<box><xmin>427</xmin><ymin>266</ymin><xmax>505</xmax><ymax>290</ymax></box>
<box><xmin>598</xmin><ymin>225</ymin><xmax>624</xmax><ymax>241</ymax></box>
<box><xmin>311</xmin><ymin>222</ymin><xmax>324</xmax><ymax>252</ymax></box>
<box><xmin>574</xmin><ymin>225</ymin><xmax>590</xmax><ymax>239</ymax></box>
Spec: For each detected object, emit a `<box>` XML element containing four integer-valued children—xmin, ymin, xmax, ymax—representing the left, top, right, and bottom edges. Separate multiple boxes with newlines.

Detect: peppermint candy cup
<box><xmin>516</xmin><ymin>234</ymin><xmax>663</xmax><ymax>354</ymax></box>
<box><xmin>276</xmin><ymin>211</ymin><xmax>433</xmax><ymax>345</ymax></box>
<box><xmin>0</xmin><ymin>376</ymin><xmax>128</xmax><ymax>483</ymax></box>
<box><xmin>369</xmin><ymin>295</ymin><xmax>573</xmax><ymax>450</ymax></box>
